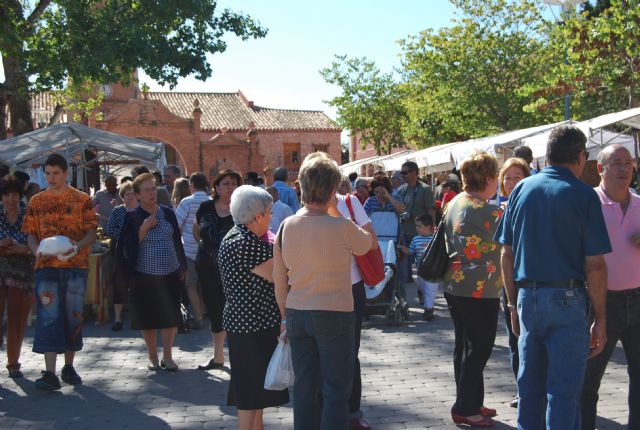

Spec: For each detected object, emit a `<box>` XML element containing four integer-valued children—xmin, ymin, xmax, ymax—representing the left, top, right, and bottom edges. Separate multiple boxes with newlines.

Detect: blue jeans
<box><xmin>580</xmin><ymin>287</ymin><xmax>640</xmax><ymax>430</ymax></box>
<box><xmin>33</xmin><ymin>268</ymin><xmax>88</xmax><ymax>353</ymax></box>
<box><xmin>286</xmin><ymin>308</ymin><xmax>355</xmax><ymax>430</ymax></box>
<box><xmin>517</xmin><ymin>286</ymin><xmax>590</xmax><ymax>430</ymax></box>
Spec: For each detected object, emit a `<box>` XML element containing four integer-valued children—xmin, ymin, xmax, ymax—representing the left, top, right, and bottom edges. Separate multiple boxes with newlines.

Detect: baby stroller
<box><xmin>364</xmin><ymin>211</ymin><xmax>407</xmax><ymax>326</ymax></box>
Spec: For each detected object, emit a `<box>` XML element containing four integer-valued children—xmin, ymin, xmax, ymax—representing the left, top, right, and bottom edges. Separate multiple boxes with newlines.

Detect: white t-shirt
<box><xmin>337</xmin><ymin>194</ymin><xmax>372</xmax><ymax>284</ymax></box>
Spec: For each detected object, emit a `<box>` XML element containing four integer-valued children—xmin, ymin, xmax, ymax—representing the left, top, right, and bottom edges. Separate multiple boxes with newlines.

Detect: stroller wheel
<box><xmin>394</xmin><ymin>306</ymin><xmax>403</xmax><ymax>326</ymax></box>
<box><xmin>402</xmin><ymin>301</ymin><xmax>410</xmax><ymax>320</ymax></box>
<box><xmin>385</xmin><ymin>307</ymin><xmax>396</xmax><ymax>326</ymax></box>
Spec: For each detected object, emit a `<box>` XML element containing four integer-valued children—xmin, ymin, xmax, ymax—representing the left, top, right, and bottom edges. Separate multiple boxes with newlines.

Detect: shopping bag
<box><xmin>264</xmin><ymin>334</ymin><xmax>295</xmax><ymax>390</ymax></box>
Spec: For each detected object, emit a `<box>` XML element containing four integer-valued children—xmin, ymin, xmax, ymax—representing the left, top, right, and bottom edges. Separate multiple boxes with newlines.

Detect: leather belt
<box><xmin>515</xmin><ymin>279</ymin><xmax>585</xmax><ymax>288</ymax></box>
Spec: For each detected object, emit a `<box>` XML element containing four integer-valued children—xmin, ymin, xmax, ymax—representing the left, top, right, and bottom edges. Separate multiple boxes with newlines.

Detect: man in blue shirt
<box><xmin>272</xmin><ymin>167</ymin><xmax>300</xmax><ymax>212</ymax></box>
<box><xmin>495</xmin><ymin>125</ymin><xmax>610</xmax><ymax>430</ymax></box>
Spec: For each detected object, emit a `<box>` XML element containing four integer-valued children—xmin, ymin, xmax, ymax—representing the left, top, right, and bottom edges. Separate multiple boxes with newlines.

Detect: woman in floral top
<box><xmin>442</xmin><ymin>151</ymin><xmax>503</xmax><ymax>428</ymax></box>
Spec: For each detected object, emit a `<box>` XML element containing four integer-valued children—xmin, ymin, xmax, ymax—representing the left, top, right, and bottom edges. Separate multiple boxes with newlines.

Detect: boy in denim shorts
<box><xmin>23</xmin><ymin>154</ymin><xmax>97</xmax><ymax>391</ymax></box>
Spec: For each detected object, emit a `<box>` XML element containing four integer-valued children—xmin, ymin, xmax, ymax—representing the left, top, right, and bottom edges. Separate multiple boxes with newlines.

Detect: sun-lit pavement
<box><xmin>0</xmin><ymin>282</ymin><xmax>629</xmax><ymax>429</ymax></box>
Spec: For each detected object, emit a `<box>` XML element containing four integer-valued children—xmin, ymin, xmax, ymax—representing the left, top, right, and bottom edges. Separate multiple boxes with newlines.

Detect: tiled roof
<box><xmin>146</xmin><ymin>91</ymin><xmax>340</xmax><ymax>131</ymax></box>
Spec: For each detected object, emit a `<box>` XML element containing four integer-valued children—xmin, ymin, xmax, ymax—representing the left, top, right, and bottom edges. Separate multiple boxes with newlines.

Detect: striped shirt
<box><xmin>409</xmin><ymin>234</ymin><xmax>433</xmax><ymax>262</ymax></box>
<box><xmin>175</xmin><ymin>191</ymin><xmax>211</xmax><ymax>260</ymax></box>
<box><xmin>363</xmin><ymin>197</ymin><xmax>397</xmax><ymax>215</ymax></box>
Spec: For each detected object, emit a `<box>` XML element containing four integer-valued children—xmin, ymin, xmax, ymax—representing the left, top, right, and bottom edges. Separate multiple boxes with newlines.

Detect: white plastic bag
<box><xmin>264</xmin><ymin>334</ymin><xmax>295</xmax><ymax>391</ymax></box>
<box><xmin>37</xmin><ymin>235</ymin><xmax>73</xmax><ymax>256</ymax></box>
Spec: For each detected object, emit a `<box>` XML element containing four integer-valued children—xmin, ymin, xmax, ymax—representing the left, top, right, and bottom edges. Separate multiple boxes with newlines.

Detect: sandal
<box><xmin>161</xmin><ymin>358</ymin><xmax>178</xmax><ymax>371</ymax></box>
<box><xmin>148</xmin><ymin>361</ymin><xmax>160</xmax><ymax>371</ymax></box>
<box><xmin>197</xmin><ymin>358</ymin><xmax>224</xmax><ymax>370</ymax></box>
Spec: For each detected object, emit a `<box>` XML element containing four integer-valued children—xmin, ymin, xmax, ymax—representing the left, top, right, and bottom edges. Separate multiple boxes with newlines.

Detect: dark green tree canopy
<box><xmin>0</xmin><ymin>0</ymin><xmax>267</xmax><ymax>137</ymax></box>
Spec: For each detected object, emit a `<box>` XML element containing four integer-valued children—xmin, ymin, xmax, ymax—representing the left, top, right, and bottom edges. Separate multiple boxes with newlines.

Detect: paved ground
<box><xmin>0</xmin><ymin>282</ymin><xmax>630</xmax><ymax>429</ymax></box>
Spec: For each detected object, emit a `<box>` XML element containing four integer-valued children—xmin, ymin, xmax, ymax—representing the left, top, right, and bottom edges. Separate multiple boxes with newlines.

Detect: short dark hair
<box><xmin>441</xmin><ymin>180</ymin><xmax>460</xmax><ymax>193</ymax></box>
<box><xmin>546</xmin><ymin>125</ymin><xmax>587</xmax><ymax>165</ymax></box>
<box><xmin>0</xmin><ymin>174</ymin><xmax>25</xmax><ymax>197</ymax></box>
<box><xmin>164</xmin><ymin>164</ymin><xmax>181</xmax><ymax>176</ymax></box>
<box><xmin>401</xmin><ymin>161</ymin><xmax>419</xmax><ymax>173</ymax></box>
<box><xmin>120</xmin><ymin>176</ymin><xmax>133</xmax><ymax>184</ymax></box>
<box><xmin>13</xmin><ymin>170</ymin><xmax>30</xmax><ymax>187</ymax></box>
<box><xmin>212</xmin><ymin>169</ymin><xmax>243</xmax><ymax>200</ymax></box>
<box><xmin>513</xmin><ymin>145</ymin><xmax>533</xmax><ymax>164</ymax></box>
<box><xmin>189</xmin><ymin>171</ymin><xmax>209</xmax><ymax>190</ymax></box>
<box><xmin>273</xmin><ymin>167</ymin><xmax>288</xmax><ymax>182</ymax></box>
<box><xmin>44</xmin><ymin>153</ymin><xmax>68</xmax><ymax>171</ymax></box>
<box><xmin>348</xmin><ymin>172</ymin><xmax>358</xmax><ymax>182</ymax></box>
<box><xmin>415</xmin><ymin>213</ymin><xmax>434</xmax><ymax>228</ymax></box>
<box><xmin>370</xmin><ymin>177</ymin><xmax>392</xmax><ymax>193</ymax></box>
<box><xmin>131</xmin><ymin>165</ymin><xmax>150</xmax><ymax>178</ymax></box>
<box><xmin>0</xmin><ymin>164</ymin><xmax>10</xmax><ymax>178</ymax></box>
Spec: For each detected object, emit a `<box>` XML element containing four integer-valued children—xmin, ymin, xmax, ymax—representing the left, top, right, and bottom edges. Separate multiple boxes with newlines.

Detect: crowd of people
<box><xmin>0</xmin><ymin>124</ymin><xmax>638</xmax><ymax>430</ymax></box>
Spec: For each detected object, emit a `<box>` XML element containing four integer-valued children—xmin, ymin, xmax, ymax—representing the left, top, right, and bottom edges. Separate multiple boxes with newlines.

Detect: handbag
<box><xmin>345</xmin><ymin>196</ymin><xmax>385</xmax><ymax>286</ymax></box>
<box><xmin>417</xmin><ymin>217</ymin><xmax>451</xmax><ymax>282</ymax></box>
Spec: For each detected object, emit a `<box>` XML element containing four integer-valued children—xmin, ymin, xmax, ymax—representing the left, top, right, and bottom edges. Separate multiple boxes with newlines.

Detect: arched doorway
<box><xmin>137</xmin><ymin>137</ymin><xmax>188</xmax><ymax>176</ymax></box>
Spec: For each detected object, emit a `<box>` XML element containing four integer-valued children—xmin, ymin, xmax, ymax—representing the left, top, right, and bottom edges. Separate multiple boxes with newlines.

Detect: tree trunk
<box><xmin>2</xmin><ymin>54</ymin><xmax>34</xmax><ymax>137</ymax></box>
<box><xmin>0</xmin><ymin>93</ymin><xmax>7</xmax><ymax>140</ymax></box>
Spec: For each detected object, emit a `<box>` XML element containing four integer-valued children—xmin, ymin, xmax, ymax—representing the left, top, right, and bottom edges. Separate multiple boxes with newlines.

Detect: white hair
<box><xmin>230</xmin><ymin>185</ymin><xmax>273</xmax><ymax>225</ymax></box>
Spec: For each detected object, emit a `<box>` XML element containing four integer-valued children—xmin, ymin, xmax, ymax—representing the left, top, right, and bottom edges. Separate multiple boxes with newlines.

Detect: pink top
<box><xmin>595</xmin><ymin>186</ymin><xmax>640</xmax><ymax>291</ymax></box>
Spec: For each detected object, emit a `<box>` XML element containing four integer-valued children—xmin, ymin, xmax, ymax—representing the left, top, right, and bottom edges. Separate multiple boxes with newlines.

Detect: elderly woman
<box><xmin>193</xmin><ymin>169</ymin><xmax>241</xmax><ymax>370</ymax></box>
<box><xmin>216</xmin><ymin>185</ymin><xmax>288</xmax><ymax>430</ymax></box>
<box><xmin>337</xmin><ymin>176</ymin><xmax>352</xmax><ymax>196</ymax></box>
<box><xmin>0</xmin><ymin>175</ymin><xmax>35</xmax><ymax>378</ymax></box>
<box><xmin>274</xmin><ymin>152</ymin><xmax>373</xmax><ymax>430</ymax></box>
<box><xmin>363</xmin><ymin>176</ymin><xmax>405</xmax><ymax>216</ymax></box>
<box><xmin>118</xmin><ymin>173</ymin><xmax>186</xmax><ymax>371</ymax></box>
<box><xmin>443</xmin><ymin>151</ymin><xmax>503</xmax><ymax>428</ymax></box>
<box><xmin>496</xmin><ymin>157</ymin><xmax>530</xmax><ymax>408</ymax></box>
<box><xmin>106</xmin><ymin>181</ymin><xmax>138</xmax><ymax>331</ymax></box>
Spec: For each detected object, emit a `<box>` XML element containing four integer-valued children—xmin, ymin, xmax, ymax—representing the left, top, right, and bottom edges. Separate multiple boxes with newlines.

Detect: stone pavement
<box><xmin>0</xmin><ymin>282</ymin><xmax>630</xmax><ymax>429</ymax></box>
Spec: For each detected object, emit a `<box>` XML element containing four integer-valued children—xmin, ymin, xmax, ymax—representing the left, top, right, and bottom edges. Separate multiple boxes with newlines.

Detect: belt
<box><xmin>608</xmin><ymin>286</ymin><xmax>640</xmax><ymax>296</ymax></box>
<box><xmin>515</xmin><ymin>279</ymin><xmax>585</xmax><ymax>288</ymax></box>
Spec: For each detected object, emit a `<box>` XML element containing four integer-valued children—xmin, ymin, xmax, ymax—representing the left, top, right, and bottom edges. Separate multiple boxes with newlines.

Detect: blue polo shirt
<box><xmin>494</xmin><ymin>166</ymin><xmax>611</xmax><ymax>282</ymax></box>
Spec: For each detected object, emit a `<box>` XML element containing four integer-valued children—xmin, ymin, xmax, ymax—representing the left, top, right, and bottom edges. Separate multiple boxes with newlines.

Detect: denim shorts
<box><xmin>33</xmin><ymin>268</ymin><xmax>88</xmax><ymax>353</ymax></box>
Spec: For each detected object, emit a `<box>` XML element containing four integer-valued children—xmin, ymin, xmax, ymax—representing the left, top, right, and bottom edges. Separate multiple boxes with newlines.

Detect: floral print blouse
<box><xmin>443</xmin><ymin>193</ymin><xmax>503</xmax><ymax>299</ymax></box>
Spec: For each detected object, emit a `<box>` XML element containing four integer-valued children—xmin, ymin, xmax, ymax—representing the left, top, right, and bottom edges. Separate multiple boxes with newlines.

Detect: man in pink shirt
<box><xmin>581</xmin><ymin>144</ymin><xmax>640</xmax><ymax>430</ymax></box>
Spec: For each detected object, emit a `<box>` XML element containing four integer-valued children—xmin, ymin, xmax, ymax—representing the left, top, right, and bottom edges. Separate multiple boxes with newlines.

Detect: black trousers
<box><xmin>445</xmin><ymin>292</ymin><xmax>500</xmax><ymax>416</ymax></box>
<box><xmin>348</xmin><ymin>281</ymin><xmax>366</xmax><ymax>417</ymax></box>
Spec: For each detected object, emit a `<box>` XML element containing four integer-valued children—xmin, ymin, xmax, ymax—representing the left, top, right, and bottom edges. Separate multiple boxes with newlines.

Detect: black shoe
<box><xmin>35</xmin><ymin>371</ymin><xmax>61</xmax><ymax>391</ymax></box>
<box><xmin>8</xmin><ymin>369</ymin><xmax>23</xmax><ymax>378</ymax></box>
<box><xmin>111</xmin><ymin>321</ymin><xmax>123</xmax><ymax>331</ymax></box>
<box><xmin>423</xmin><ymin>308</ymin><xmax>435</xmax><ymax>321</ymax></box>
<box><xmin>61</xmin><ymin>364</ymin><xmax>82</xmax><ymax>385</ymax></box>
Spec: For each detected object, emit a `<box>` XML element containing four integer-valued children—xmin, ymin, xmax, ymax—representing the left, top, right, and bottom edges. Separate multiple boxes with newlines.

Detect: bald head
<box><xmin>597</xmin><ymin>144</ymin><xmax>634</xmax><ymax>194</ymax></box>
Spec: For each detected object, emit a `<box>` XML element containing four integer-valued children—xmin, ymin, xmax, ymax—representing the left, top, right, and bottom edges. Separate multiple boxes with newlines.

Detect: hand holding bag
<box><xmin>345</xmin><ymin>196</ymin><xmax>385</xmax><ymax>286</ymax></box>
<box><xmin>264</xmin><ymin>333</ymin><xmax>295</xmax><ymax>390</ymax></box>
<box><xmin>417</xmin><ymin>217</ymin><xmax>451</xmax><ymax>281</ymax></box>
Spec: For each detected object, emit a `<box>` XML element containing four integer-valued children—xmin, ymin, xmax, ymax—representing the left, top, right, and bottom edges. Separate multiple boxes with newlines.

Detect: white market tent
<box><xmin>0</xmin><ymin>123</ymin><xmax>164</xmax><ymax>188</ymax></box>
<box><xmin>522</xmin><ymin>107</ymin><xmax>640</xmax><ymax>159</ymax></box>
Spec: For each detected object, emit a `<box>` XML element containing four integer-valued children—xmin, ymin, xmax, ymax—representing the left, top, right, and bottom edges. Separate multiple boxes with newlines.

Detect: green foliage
<box><xmin>528</xmin><ymin>0</ymin><xmax>640</xmax><ymax>118</ymax></box>
<box><xmin>0</xmin><ymin>0</ymin><xmax>267</xmax><ymax>135</ymax></box>
<box><xmin>320</xmin><ymin>55</ymin><xmax>407</xmax><ymax>155</ymax></box>
<box><xmin>399</xmin><ymin>0</ymin><xmax>559</xmax><ymax>147</ymax></box>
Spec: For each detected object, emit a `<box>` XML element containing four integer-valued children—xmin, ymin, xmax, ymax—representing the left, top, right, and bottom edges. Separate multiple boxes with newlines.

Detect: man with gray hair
<box><xmin>581</xmin><ymin>144</ymin><xmax>640</xmax><ymax>430</ymax></box>
<box><xmin>92</xmin><ymin>175</ymin><xmax>122</xmax><ymax>228</ymax></box>
<box><xmin>273</xmin><ymin>167</ymin><xmax>300</xmax><ymax>212</ymax></box>
<box><xmin>495</xmin><ymin>125</ymin><xmax>610</xmax><ymax>429</ymax></box>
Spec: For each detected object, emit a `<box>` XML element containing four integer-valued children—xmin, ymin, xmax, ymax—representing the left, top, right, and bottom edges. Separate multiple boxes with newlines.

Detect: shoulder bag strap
<box><xmin>345</xmin><ymin>195</ymin><xmax>356</xmax><ymax>222</ymax></box>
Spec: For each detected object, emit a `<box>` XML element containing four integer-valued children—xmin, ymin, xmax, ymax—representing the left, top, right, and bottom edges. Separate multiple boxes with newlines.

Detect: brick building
<box><xmin>21</xmin><ymin>82</ymin><xmax>341</xmax><ymax>184</ymax></box>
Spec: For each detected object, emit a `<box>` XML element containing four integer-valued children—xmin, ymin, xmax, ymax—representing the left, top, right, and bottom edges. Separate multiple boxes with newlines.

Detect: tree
<box><xmin>0</xmin><ymin>1</ymin><xmax>267</xmax><ymax>138</ymax></box>
<box><xmin>530</xmin><ymin>0</ymin><xmax>640</xmax><ymax>118</ymax></box>
<box><xmin>399</xmin><ymin>0</ymin><xmax>559</xmax><ymax>147</ymax></box>
<box><xmin>320</xmin><ymin>55</ymin><xmax>407</xmax><ymax>155</ymax></box>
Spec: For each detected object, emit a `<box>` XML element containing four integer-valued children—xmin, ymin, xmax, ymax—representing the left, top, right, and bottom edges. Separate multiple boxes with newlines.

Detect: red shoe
<box><xmin>451</xmin><ymin>411</ymin><xmax>494</xmax><ymax>428</ymax></box>
<box><xmin>350</xmin><ymin>417</ymin><xmax>372</xmax><ymax>430</ymax></box>
<box><xmin>479</xmin><ymin>406</ymin><xmax>497</xmax><ymax>417</ymax></box>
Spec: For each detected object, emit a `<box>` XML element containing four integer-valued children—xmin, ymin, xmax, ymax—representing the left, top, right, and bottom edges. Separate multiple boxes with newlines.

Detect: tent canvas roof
<box><xmin>0</xmin><ymin>123</ymin><xmax>163</xmax><ymax>168</ymax></box>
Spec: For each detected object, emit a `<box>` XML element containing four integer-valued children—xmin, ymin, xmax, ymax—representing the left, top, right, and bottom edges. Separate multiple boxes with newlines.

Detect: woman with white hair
<box><xmin>274</xmin><ymin>152</ymin><xmax>373</xmax><ymax>430</ymax></box>
<box><xmin>217</xmin><ymin>185</ymin><xmax>288</xmax><ymax>430</ymax></box>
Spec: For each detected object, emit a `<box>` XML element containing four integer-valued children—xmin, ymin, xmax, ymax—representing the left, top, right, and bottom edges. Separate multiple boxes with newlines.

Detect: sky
<box><xmin>137</xmin><ymin>0</ymin><xmax>458</xmax><ymax>120</ymax></box>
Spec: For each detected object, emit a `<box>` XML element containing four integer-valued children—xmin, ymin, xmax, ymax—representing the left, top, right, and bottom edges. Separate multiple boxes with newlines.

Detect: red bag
<box><xmin>345</xmin><ymin>196</ymin><xmax>385</xmax><ymax>285</ymax></box>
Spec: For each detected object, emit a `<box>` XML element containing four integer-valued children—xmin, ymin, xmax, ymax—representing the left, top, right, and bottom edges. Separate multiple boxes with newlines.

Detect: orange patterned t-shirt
<box><xmin>22</xmin><ymin>186</ymin><xmax>98</xmax><ymax>269</ymax></box>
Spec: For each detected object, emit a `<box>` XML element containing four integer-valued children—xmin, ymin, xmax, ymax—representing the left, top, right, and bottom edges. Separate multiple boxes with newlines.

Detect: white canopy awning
<box><xmin>0</xmin><ymin>123</ymin><xmax>163</xmax><ymax>168</ymax></box>
<box><xmin>522</xmin><ymin>108</ymin><xmax>640</xmax><ymax>159</ymax></box>
<box><xmin>339</xmin><ymin>156</ymin><xmax>379</xmax><ymax>175</ymax></box>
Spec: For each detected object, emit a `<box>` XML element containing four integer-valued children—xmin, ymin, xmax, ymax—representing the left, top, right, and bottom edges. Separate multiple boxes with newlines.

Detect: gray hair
<box><xmin>230</xmin><ymin>185</ymin><xmax>273</xmax><ymax>225</ymax></box>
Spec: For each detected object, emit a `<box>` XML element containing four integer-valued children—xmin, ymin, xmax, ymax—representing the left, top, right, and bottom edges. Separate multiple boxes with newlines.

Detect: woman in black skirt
<box><xmin>118</xmin><ymin>173</ymin><xmax>186</xmax><ymax>371</ymax></box>
<box><xmin>218</xmin><ymin>185</ymin><xmax>289</xmax><ymax>430</ymax></box>
<box><xmin>193</xmin><ymin>169</ymin><xmax>241</xmax><ymax>370</ymax></box>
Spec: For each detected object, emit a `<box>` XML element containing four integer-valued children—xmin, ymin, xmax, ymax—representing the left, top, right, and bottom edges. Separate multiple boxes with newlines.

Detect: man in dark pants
<box><xmin>581</xmin><ymin>144</ymin><xmax>640</xmax><ymax>430</ymax></box>
<box><xmin>496</xmin><ymin>125</ymin><xmax>610</xmax><ymax>430</ymax></box>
